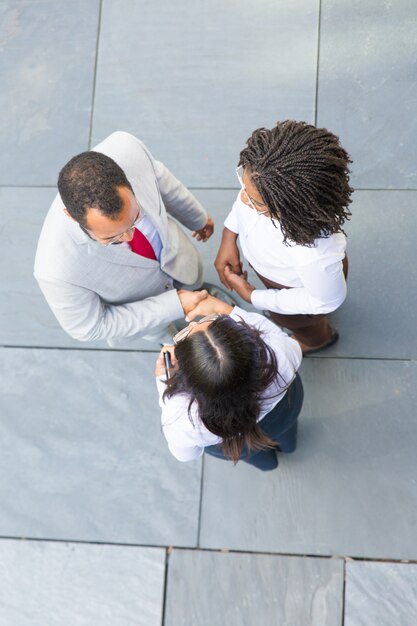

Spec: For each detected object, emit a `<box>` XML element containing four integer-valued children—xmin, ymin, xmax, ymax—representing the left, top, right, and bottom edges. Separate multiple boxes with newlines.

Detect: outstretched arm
<box><xmin>214</xmin><ymin>227</ymin><xmax>243</xmax><ymax>289</ymax></box>
<box><xmin>35</xmin><ymin>276</ymin><xmax>208</xmax><ymax>342</ymax></box>
<box><xmin>185</xmin><ymin>293</ymin><xmax>233</xmax><ymax>321</ymax></box>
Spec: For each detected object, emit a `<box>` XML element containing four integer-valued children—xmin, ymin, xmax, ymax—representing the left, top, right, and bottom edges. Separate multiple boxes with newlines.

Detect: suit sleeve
<box><xmin>35</xmin><ymin>276</ymin><xmax>184</xmax><ymax>342</ymax></box>
<box><xmin>152</xmin><ymin>159</ymin><xmax>208</xmax><ymax>231</ymax></box>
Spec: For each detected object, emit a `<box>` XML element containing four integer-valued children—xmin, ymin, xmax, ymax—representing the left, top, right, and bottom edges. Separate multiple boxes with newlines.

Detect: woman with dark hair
<box><xmin>214</xmin><ymin>120</ymin><xmax>353</xmax><ymax>355</ymax></box>
<box><xmin>154</xmin><ymin>295</ymin><xmax>303</xmax><ymax>471</ymax></box>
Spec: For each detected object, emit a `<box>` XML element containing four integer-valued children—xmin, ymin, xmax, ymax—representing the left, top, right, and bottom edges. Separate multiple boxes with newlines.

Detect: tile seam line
<box><xmin>0</xmin><ymin>345</ymin><xmax>159</xmax><ymax>354</ymax></box>
<box><xmin>314</xmin><ymin>0</ymin><xmax>322</xmax><ymax>126</ymax></box>
<box><xmin>196</xmin><ymin>454</ymin><xmax>205</xmax><ymax>548</ymax></box>
<box><xmin>87</xmin><ymin>0</ymin><xmax>103</xmax><ymax>149</ymax></box>
<box><xmin>1</xmin><ymin>185</ymin><xmax>417</xmax><ymax>191</ymax></box>
<box><xmin>0</xmin><ymin>537</ymin><xmax>415</xmax><ymax>565</ymax></box>
<box><xmin>161</xmin><ymin>549</ymin><xmax>169</xmax><ymax>626</ymax></box>
<box><xmin>1</xmin><ymin>345</ymin><xmax>415</xmax><ymax>364</ymax></box>
<box><xmin>303</xmin><ymin>356</ymin><xmax>414</xmax><ymax>362</ymax></box>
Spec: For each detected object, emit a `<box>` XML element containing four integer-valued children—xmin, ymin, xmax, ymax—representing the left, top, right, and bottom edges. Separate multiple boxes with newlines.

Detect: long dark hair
<box><xmin>239</xmin><ymin>120</ymin><xmax>353</xmax><ymax>245</ymax></box>
<box><xmin>163</xmin><ymin>316</ymin><xmax>285</xmax><ymax>463</ymax></box>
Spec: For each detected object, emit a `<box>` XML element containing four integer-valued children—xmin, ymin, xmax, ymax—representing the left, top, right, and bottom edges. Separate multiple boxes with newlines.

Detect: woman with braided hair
<box><xmin>213</xmin><ymin>120</ymin><xmax>353</xmax><ymax>354</ymax></box>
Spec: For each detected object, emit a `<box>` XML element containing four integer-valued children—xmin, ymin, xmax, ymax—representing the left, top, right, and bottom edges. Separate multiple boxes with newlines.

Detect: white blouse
<box><xmin>224</xmin><ymin>192</ymin><xmax>347</xmax><ymax>315</ymax></box>
<box><xmin>156</xmin><ymin>307</ymin><xmax>302</xmax><ymax>462</ymax></box>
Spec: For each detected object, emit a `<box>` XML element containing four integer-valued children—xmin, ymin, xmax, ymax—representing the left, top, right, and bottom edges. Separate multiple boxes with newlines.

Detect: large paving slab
<box><xmin>165</xmin><ymin>549</ymin><xmax>344</xmax><ymax>626</ymax></box>
<box><xmin>0</xmin><ymin>187</ymin><xmax>108</xmax><ymax>349</ymax></box>
<box><xmin>91</xmin><ymin>0</ymin><xmax>318</xmax><ymax>187</ymax></box>
<box><xmin>345</xmin><ymin>561</ymin><xmax>417</xmax><ymax>626</ymax></box>
<box><xmin>322</xmin><ymin>190</ymin><xmax>417</xmax><ymax>360</ymax></box>
<box><xmin>0</xmin><ymin>539</ymin><xmax>165</xmax><ymax>626</ymax></box>
<box><xmin>0</xmin><ymin>347</ymin><xmax>201</xmax><ymax>546</ymax></box>
<box><xmin>0</xmin><ymin>187</ymin><xmax>254</xmax><ymax>349</ymax></box>
<box><xmin>199</xmin><ymin>358</ymin><xmax>417</xmax><ymax>560</ymax></box>
<box><xmin>318</xmin><ymin>0</ymin><xmax>417</xmax><ymax>189</ymax></box>
<box><xmin>0</xmin><ymin>0</ymin><xmax>100</xmax><ymax>186</ymax></box>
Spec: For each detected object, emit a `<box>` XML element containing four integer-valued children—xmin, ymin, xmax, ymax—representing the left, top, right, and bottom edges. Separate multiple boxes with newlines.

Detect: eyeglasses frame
<box><xmin>80</xmin><ymin>205</ymin><xmax>142</xmax><ymax>246</ymax></box>
<box><xmin>173</xmin><ymin>314</ymin><xmax>222</xmax><ymax>344</ymax></box>
<box><xmin>236</xmin><ymin>166</ymin><xmax>269</xmax><ymax>215</ymax></box>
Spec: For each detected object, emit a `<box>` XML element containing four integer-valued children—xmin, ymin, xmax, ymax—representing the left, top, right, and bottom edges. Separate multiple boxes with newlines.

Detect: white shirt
<box><xmin>224</xmin><ymin>192</ymin><xmax>347</xmax><ymax>315</ymax></box>
<box><xmin>121</xmin><ymin>213</ymin><xmax>163</xmax><ymax>260</ymax></box>
<box><xmin>138</xmin><ymin>213</ymin><xmax>163</xmax><ymax>260</ymax></box>
<box><xmin>156</xmin><ymin>307</ymin><xmax>302</xmax><ymax>462</ymax></box>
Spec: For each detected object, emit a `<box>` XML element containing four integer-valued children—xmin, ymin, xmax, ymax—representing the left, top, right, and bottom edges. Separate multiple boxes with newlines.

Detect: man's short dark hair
<box><xmin>57</xmin><ymin>151</ymin><xmax>133</xmax><ymax>227</ymax></box>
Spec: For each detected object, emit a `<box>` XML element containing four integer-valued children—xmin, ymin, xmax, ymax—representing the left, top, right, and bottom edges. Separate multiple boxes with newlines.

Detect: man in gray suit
<box><xmin>34</xmin><ymin>131</ymin><xmax>213</xmax><ymax>344</ymax></box>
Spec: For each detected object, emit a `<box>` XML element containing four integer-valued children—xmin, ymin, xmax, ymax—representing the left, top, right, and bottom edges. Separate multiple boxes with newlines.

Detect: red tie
<box><xmin>128</xmin><ymin>227</ymin><xmax>157</xmax><ymax>260</ymax></box>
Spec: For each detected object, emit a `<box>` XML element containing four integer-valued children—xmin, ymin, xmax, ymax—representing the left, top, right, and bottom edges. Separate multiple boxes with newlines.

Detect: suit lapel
<box><xmin>86</xmin><ymin>239</ymin><xmax>159</xmax><ymax>268</ymax></box>
<box><xmin>129</xmin><ymin>172</ymin><xmax>169</xmax><ymax>249</ymax></box>
<box><xmin>59</xmin><ymin>155</ymin><xmax>167</xmax><ymax>269</ymax></box>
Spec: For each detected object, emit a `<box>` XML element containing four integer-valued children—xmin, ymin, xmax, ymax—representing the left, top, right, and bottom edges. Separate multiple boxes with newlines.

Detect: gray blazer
<box><xmin>34</xmin><ymin>132</ymin><xmax>207</xmax><ymax>342</ymax></box>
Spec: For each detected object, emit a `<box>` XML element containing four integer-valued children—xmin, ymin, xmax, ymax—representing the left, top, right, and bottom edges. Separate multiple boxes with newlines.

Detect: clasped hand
<box><xmin>214</xmin><ymin>230</ymin><xmax>255</xmax><ymax>302</ymax></box>
<box><xmin>221</xmin><ymin>265</ymin><xmax>255</xmax><ymax>303</ymax></box>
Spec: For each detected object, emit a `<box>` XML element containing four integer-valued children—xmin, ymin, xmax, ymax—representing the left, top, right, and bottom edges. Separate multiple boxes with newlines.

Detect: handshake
<box><xmin>178</xmin><ymin>230</ymin><xmax>257</xmax><ymax>320</ymax></box>
<box><xmin>177</xmin><ymin>288</ymin><xmax>233</xmax><ymax>322</ymax></box>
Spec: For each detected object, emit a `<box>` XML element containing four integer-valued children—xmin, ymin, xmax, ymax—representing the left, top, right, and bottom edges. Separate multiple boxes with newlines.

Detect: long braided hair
<box><xmin>239</xmin><ymin>120</ymin><xmax>353</xmax><ymax>245</ymax></box>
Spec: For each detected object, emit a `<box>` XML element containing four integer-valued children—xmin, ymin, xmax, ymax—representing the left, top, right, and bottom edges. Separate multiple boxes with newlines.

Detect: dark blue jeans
<box><xmin>204</xmin><ymin>373</ymin><xmax>304</xmax><ymax>471</ymax></box>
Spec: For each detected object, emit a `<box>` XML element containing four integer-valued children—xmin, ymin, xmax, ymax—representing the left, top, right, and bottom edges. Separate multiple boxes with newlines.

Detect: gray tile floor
<box><xmin>1</xmin><ymin>0</ymin><xmax>416</xmax><ymax>624</ymax></box>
